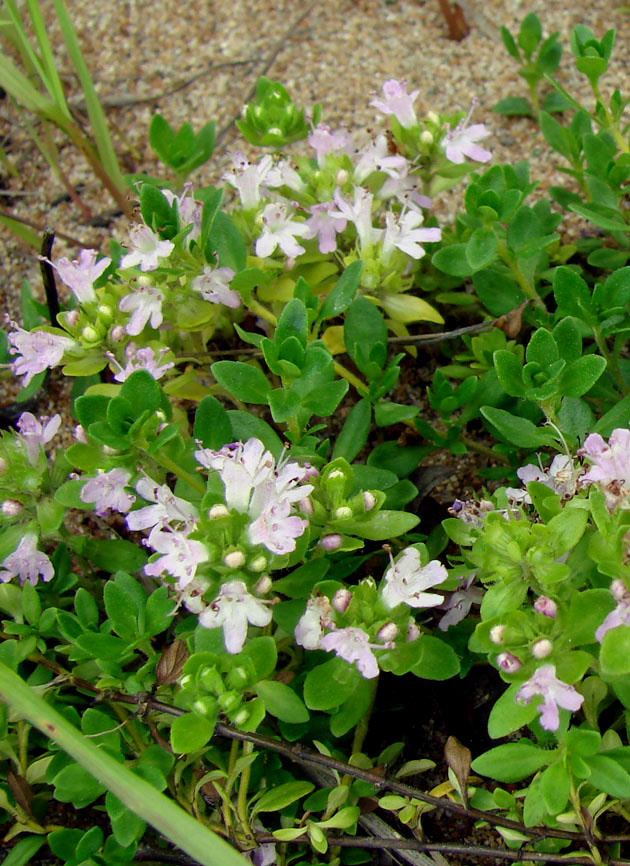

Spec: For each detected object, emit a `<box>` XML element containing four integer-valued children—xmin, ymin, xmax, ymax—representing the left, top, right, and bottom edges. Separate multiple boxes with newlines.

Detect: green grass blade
<box><xmin>51</xmin><ymin>0</ymin><xmax>126</xmax><ymax>191</ymax></box>
<box><xmin>0</xmin><ymin>52</ymin><xmax>53</xmax><ymax>113</ymax></box>
<box><xmin>25</xmin><ymin>0</ymin><xmax>70</xmax><ymax>114</ymax></box>
<box><xmin>0</xmin><ymin>212</ymin><xmax>40</xmax><ymax>249</ymax></box>
<box><xmin>1</xmin><ymin>0</ymin><xmax>51</xmax><ymax>93</ymax></box>
<box><xmin>0</xmin><ymin>662</ymin><xmax>249</xmax><ymax>866</ymax></box>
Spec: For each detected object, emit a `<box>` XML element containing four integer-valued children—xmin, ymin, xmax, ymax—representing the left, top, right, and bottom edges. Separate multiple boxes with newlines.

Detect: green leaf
<box><xmin>493</xmin><ymin>97</ymin><xmax>532</xmax><ymax>117</ymax></box>
<box><xmin>317</xmin><ymin>260</ymin><xmax>362</xmax><ymax>323</ymax></box>
<box><xmin>526</xmin><ymin>328</ymin><xmax>558</xmax><ymax>367</ymax></box>
<box><xmin>255</xmin><ymin>680</ymin><xmax>309</xmax><ymax>723</ymax></box>
<box><xmin>601</xmin><ymin>627</ymin><xmax>630</xmax><ymax>676</ymax></box>
<box><xmin>466</xmin><ymin>228</ymin><xmax>498</xmax><ymax>270</ymax></box>
<box><xmin>493</xmin><ymin>350</ymin><xmax>525</xmax><ymax>396</ymax></box>
<box><xmin>329</xmin><ymin>676</ymin><xmax>374</xmax><ymax>737</ymax></box>
<box><xmin>339</xmin><ymin>509</ymin><xmax>419</xmax><ymax>540</ymax></box>
<box><xmin>472</xmin><ymin>743</ymin><xmax>554</xmax><ymax>782</ymax></box>
<box><xmin>72</xmin><ymin>538</ymin><xmax>147</xmax><ymax>573</ymax></box>
<box><xmin>119</xmin><ymin>369</ymin><xmax>162</xmax><ymax>414</ymax></box>
<box><xmin>53</xmin><ymin>762</ymin><xmax>107</xmax><ymax>807</ymax></box>
<box><xmin>212</xmin><ymin>361</ymin><xmax>271</xmax><ymax>404</ymax></box>
<box><xmin>487</xmin><ymin>683</ymin><xmax>538</xmax><ymax>738</ymax></box>
<box><xmin>540</xmin><ymin>762</ymin><xmax>570</xmax><ymax>814</ymax></box>
<box><xmin>106</xmin><ymin>792</ymin><xmax>147</xmax><ymax>847</ymax></box>
<box><xmin>207</xmin><ymin>211</ymin><xmax>247</xmax><ymax>271</ymax></box>
<box><xmin>374</xmin><ymin>402</ymin><xmax>418</xmax><ymax>426</ymax></box>
<box><xmin>170</xmin><ymin>712</ymin><xmax>215</xmax><ymax>754</ymax></box>
<box><xmin>584</xmin><ymin>754</ymin><xmax>630</xmax><ymax>798</ymax></box>
<box><xmin>432</xmin><ymin>243</ymin><xmax>477</xmax><ymax>277</ymax></box>
<box><xmin>332</xmin><ymin>398</ymin><xmax>371</xmax><ymax>462</ymax></box>
<box><xmin>254</xmin><ymin>781</ymin><xmax>314</xmax><ymax>814</ymax></box>
<box><xmin>304</xmin><ymin>658</ymin><xmax>361</xmax><ymax>710</ymax></box>
<box><xmin>344</xmin><ymin>297</ymin><xmax>387</xmax><ymax>372</ymax></box>
<box><xmin>411</xmin><ymin>636</ymin><xmax>460</xmax><ymax>680</ymax></box>
<box><xmin>594</xmin><ymin>394</ymin><xmax>630</xmax><ymax>436</ymax></box>
<box><xmin>559</xmin><ymin>355</ymin><xmax>606</xmax><ymax>397</ymax></box>
<box><xmin>193</xmin><ymin>396</ymin><xmax>233</xmax><ymax>449</ymax></box>
<box><xmin>273</xmin><ymin>560</ymin><xmax>330</xmax><ymax>599</ymax></box>
<box><xmin>480</xmin><ymin>406</ymin><xmax>556</xmax><ymax>448</ymax></box>
<box><xmin>2</xmin><ymin>836</ymin><xmax>45</xmax><ymax>866</ymax></box>
<box><xmin>227</xmin><ymin>411</ymin><xmax>283</xmax><ymax>456</ymax></box>
<box><xmin>276</xmin><ymin>298</ymin><xmax>308</xmax><ymax>348</ymax></box>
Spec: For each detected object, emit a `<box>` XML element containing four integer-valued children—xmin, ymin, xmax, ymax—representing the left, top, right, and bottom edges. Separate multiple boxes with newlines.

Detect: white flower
<box><xmin>0</xmin><ymin>534</ymin><xmax>54</xmax><ymax>586</ymax></box>
<box><xmin>506</xmin><ymin>454</ymin><xmax>578</xmax><ymax>505</ymax></box>
<box><xmin>319</xmin><ymin>627</ymin><xmax>380</xmax><ymax>679</ymax></box>
<box><xmin>16</xmin><ymin>412</ymin><xmax>61</xmax><ymax>464</ymax></box>
<box><xmin>161</xmin><ymin>184</ymin><xmax>202</xmax><ymax>241</ymax></box>
<box><xmin>303</xmin><ymin>202</ymin><xmax>346</xmax><ymax>254</ymax></box>
<box><xmin>353</xmin><ymin>134</ymin><xmax>407</xmax><ymax>184</ymax></box>
<box><xmin>120</xmin><ymin>225</ymin><xmax>174</xmax><ymax>271</ymax></box>
<box><xmin>195</xmin><ymin>439</ymin><xmax>313</xmax><ymax>556</ymax></box>
<box><xmin>381</xmin><ymin>209</ymin><xmax>441</xmax><ymax>263</ymax></box>
<box><xmin>191</xmin><ymin>266</ymin><xmax>240</xmax><ymax>308</ymax></box>
<box><xmin>330</xmin><ymin>186</ymin><xmax>376</xmax><ymax>252</ymax></box>
<box><xmin>198</xmin><ymin>580</ymin><xmax>273</xmax><ymax>653</ymax></box>
<box><xmin>294</xmin><ymin>595</ymin><xmax>334</xmax><ymax>649</ymax></box>
<box><xmin>308</xmin><ymin>123</ymin><xmax>353</xmax><ymax>167</ymax></box>
<box><xmin>255</xmin><ymin>203</ymin><xmax>310</xmax><ymax>259</ymax></box>
<box><xmin>516</xmin><ymin>664</ymin><xmax>584</xmax><ymax>731</ymax></box>
<box><xmin>144</xmin><ymin>528</ymin><xmax>209</xmax><ymax>589</ymax></box>
<box><xmin>381</xmin><ymin>547</ymin><xmax>447</xmax><ymax>610</ymax></box>
<box><xmin>8</xmin><ymin>327</ymin><xmax>76</xmax><ymax>386</ymax></box>
<box><xmin>41</xmin><ymin>248</ymin><xmax>111</xmax><ymax>304</ymax></box>
<box><xmin>119</xmin><ymin>284</ymin><xmax>164</xmax><ymax>335</ymax></box>
<box><xmin>80</xmin><ymin>468</ymin><xmax>136</xmax><ymax>515</ymax></box>
<box><xmin>126</xmin><ymin>477</ymin><xmax>198</xmax><ymax>534</ymax></box>
<box><xmin>265</xmin><ymin>159</ymin><xmax>307</xmax><ymax>194</ymax></box>
<box><xmin>223</xmin><ymin>152</ymin><xmax>273</xmax><ymax>210</ymax></box>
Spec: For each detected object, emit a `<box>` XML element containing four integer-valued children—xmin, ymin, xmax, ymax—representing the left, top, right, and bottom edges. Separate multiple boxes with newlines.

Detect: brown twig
<box><xmin>39</xmin><ymin>228</ymin><xmax>60</xmax><ymax>325</ymax></box>
<box><xmin>436</xmin><ymin>0</ymin><xmax>470</xmax><ymax>41</ymax></box>
<box><xmin>0</xmin><ymin>208</ymin><xmax>99</xmax><ymax>248</ymax></box>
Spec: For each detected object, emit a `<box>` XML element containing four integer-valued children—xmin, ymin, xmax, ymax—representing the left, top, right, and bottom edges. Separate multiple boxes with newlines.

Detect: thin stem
<box><xmin>248</xmin><ymin>298</ymin><xmax>277</xmax><ymax>327</ymax></box>
<box><xmin>496</xmin><ymin>238</ymin><xmax>546</xmax><ymax>312</ymax></box>
<box><xmin>149</xmin><ymin>450</ymin><xmax>206</xmax><ymax>495</ymax></box>
<box><xmin>341</xmin><ymin>677</ymin><xmax>378</xmax><ymax>789</ymax></box>
<box><xmin>333</xmin><ymin>360</ymin><xmax>367</xmax><ymax>394</ymax></box>
<box><xmin>236</xmin><ymin>741</ymin><xmax>254</xmax><ymax>841</ymax></box>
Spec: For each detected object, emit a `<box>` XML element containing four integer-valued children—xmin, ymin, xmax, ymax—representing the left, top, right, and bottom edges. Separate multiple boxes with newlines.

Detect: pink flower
<box><xmin>161</xmin><ymin>184</ymin><xmax>202</xmax><ymax>241</ymax></box>
<box><xmin>443</xmin><ymin>101</ymin><xmax>491</xmax><ymax>165</ymax></box>
<box><xmin>108</xmin><ymin>345</ymin><xmax>174</xmax><ymax>383</ymax></box>
<box><xmin>255</xmin><ymin>204</ymin><xmax>310</xmax><ymax>259</ymax></box>
<box><xmin>595</xmin><ymin>581</ymin><xmax>630</xmax><ymax>642</ymax></box>
<box><xmin>191</xmin><ymin>266</ymin><xmax>239</xmax><ymax>308</ymax></box>
<box><xmin>0</xmin><ymin>534</ymin><xmax>53</xmax><ymax>586</ymax></box>
<box><xmin>198</xmin><ymin>580</ymin><xmax>273</xmax><ymax>653</ymax></box>
<box><xmin>308</xmin><ymin>123</ymin><xmax>353</xmax><ymax>166</ymax></box>
<box><xmin>8</xmin><ymin>327</ymin><xmax>76</xmax><ymax>386</ymax></box>
<box><xmin>304</xmin><ymin>202</ymin><xmax>346</xmax><ymax>254</ymax></box>
<box><xmin>119</xmin><ymin>284</ymin><xmax>164</xmax><ymax>335</ymax></box>
<box><xmin>580</xmin><ymin>429</ymin><xmax>630</xmax><ymax>487</ymax></box>
<box><xmin>319</xmin><ymin>627</ymin><xmax>381</xmax><ymax>678</ymax></box>
<box><xmin>248</xmin><ymin>497</ymin><xmax>308</xmax><ymax>556</ymax></box>
<box><xmin>16</xmin><ymin>412</ymin><xmax>61</xmax><ymax>464</ymax></box>
<box><xmin>144</xmin><ymin>528</ymin><xmax>209</xmax><ymax>588</ymax></box>
<box><xmin>40</xmin><ymin>248</ymin><xmax>111</xmax><ymax>304</ymax></box>
<box><xmin>516</xmin><ymin>664</ymin><xmax>584</xmax><ymax>731</ymax></box>
<box><xmin>506</xmin><ymin>454</ymin><xmax>577</xmax><ymax>504</ymax></box>
<box><xmin>438</xmin><ymin>574</ymin><xmax>483</xmax><ymax>631</ymax></box>
<box><xmin>370</xmin><ymin>79</ymin><xmax>420</xmax><ymax>129</ymax></box>
<box><xmin>80</xmin><ymin>467</ymin><xmax>136</xmax><ymax>515</ymax></box>
<box><xmin>265</xmin><ymin>159</ymin><xmax>307</xmax><ymax>194</ymax></box>
<box><xmin>120</xmin><ymin>225</ymin><xmax>174</xmax><ymax>271</ymax></box>
<box><xmin>381</xmin><ymin>547</ymin><xmax>447</xmax><ymax>610</ymax></box>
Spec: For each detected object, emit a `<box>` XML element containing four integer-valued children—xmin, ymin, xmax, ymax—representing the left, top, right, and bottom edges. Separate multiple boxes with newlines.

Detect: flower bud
<box><xmin>255</xmin><ymin>575</ymin><xmax>272</xmax><ymax>595</ymax></box>
<box><xmin>328</xmin><ymin>469</ymin><xmax>345</xmax><ymax>480</ymax></box>
<box><xmin>534</xmin><ymin>596</ymin><xmax>558</xmax><ymax>618</ymax></box>
<box><xmin>378</xmin><ymin>622</ymin><xmax>399</xmax><ymax>643</ymax></box>
<box><xmin>223</xmin><ymin>550</ymin><xmax>246</xmax><ymax>569</ymax></box>
<box><xmin>407</xmin><ymin>621</ymin><xmax>420</xmax><ymax>642</ymax></box>
<box><xmin>496</xmin><ymin>652</ymin><xmax>521</xmax><ymax>674</ymax></box>
<box><xmin>532</xmin><ymin>638</ymin><xmax>553</xmax><ymax>659</ymax></box>
<box><xmin>333</xmin><ymin>588</ymin><xmax>352</xmax><ymax>613</ymax></box>
<box><xmin>81</xmin><ymin>325</ymin><xmax>99</xmax><ymax>343</ymax></box>
<box><xmin>299</xmin><ymin>497</ymin><xmax>314</xmax><ymax>516</ymax></box>
<box><xmin>426</xmin><ymin>110</ymin><xmax>440</xmax><ymax>124</ymax></box>
<box><xmin>218</xmin><ymin>691</ymin><xmax>242</xmax><ymax>713</ymax></box>
<box><xmin>1</xmin><ymin>499</ymin><xmax>23</xmax><ymax>516</ymax></box>
<box><xmin>420</xmin><ymin>130</ymin><xmax>433</xmax><ymax>145</ymax></box>
<box><xmin>65</xmin><ymin>310</ymin><xmax>79</xmax><ymax>328</ymax></box>
<box><xmin>489</xmin><ymin>625</ymin><xmax>505</xmax><ymax>645</ymax></box>
<box><xmin>363</xmin><ymin>491</ymin><xmax>377</xmax><ymax>512</ymax></box>
<box><xmin>611</xmin><ymin>579</ymin><xmax>628</xmax><ymax>601</ymax></box>
<box><xmin>321</xmin><ymin>533</ymin><xmax>343</xmax><ymax>551</ymax></box>
<box><xmin>336</xmin><ymin>169</ymin><xmax>350</xmax><ymax>185</ymax></box>
<box><xmin>97</xmin><ymin>304</ymin><xmax>113</xmax><ymax>321</ymax></box>
<box><xmin>193</xmin><ymin>696</ymin><xmax>218</xmax><ymax>717</ymax></box>
<box><xmin>249</xmin><ymin>556</ymin><xmax>268</xmax><ymax>574</ymax></box>
<box><xmin>334</xmin><ymin>506</ymin><xmax>352</xmax><ymax>520</ymax></box>
<box><xmin>74</xmin><ymin>424</ymin><xmax>88</xmax><ymax>444</ymax></box>
<box><xmin>208</xmin><ymin>504</ymin><xmax>229</xmax><ymax>519</ymax></box>
<box><xmin>110</xmin><ymin>325</ymin><xmax>126</xmax><ymax>342</ymax></box>
<box><xmin>232</xmin><ymin>708</ymin><xmax>249</xmax><ymax>727</ymax></box>
<box><xmin>138</xmin><ymin>276</ymin><xmax>153</xmax><ymax>287</ymax></box>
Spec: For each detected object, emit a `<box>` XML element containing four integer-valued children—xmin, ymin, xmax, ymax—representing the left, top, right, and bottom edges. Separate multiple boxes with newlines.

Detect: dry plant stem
<box><xmin>39</xmin><ymin>229</ymin><xmax>60</xmax><ymax>324</ymax></box>
<box><xmin>435</xmin><ymin>0</ymin><xmax>470</xmax><ymax>41</ymax></box>
<box><xmin>0</xmin><ymin>208</ymin><xmax>99</xmax><ymax>248</ymax></box>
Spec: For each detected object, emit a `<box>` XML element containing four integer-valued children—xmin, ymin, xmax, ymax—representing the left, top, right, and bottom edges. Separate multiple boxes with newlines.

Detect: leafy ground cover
<box><xmin>4</xmin><ymin>10</ymin><xmax>630</xmax><ymax>866</ymax></box>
